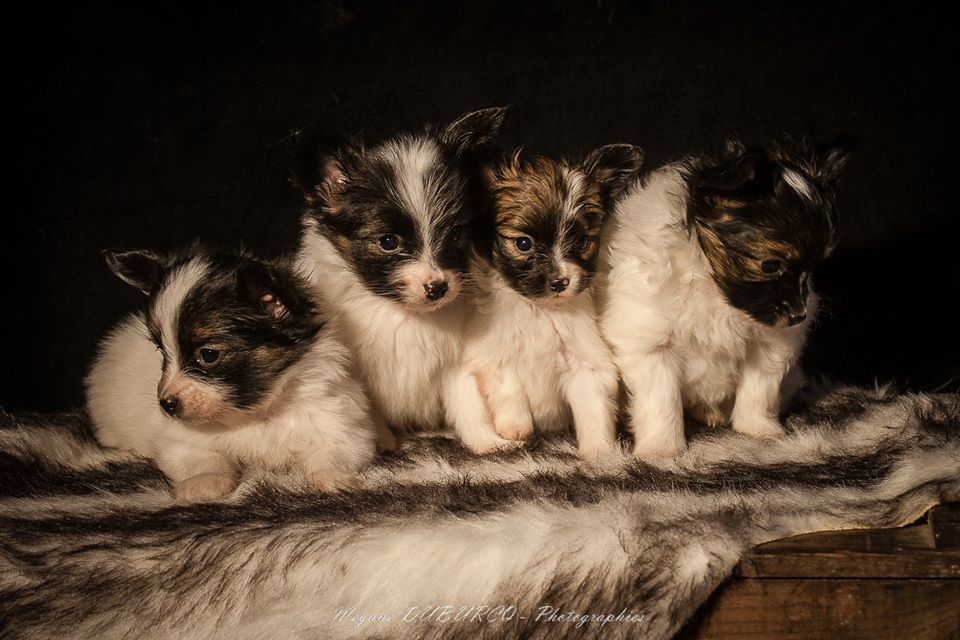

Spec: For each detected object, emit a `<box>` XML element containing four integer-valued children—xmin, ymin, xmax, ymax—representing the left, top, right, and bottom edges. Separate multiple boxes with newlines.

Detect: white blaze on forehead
<box><xmin>151</xmin><ymin>258</ymin><xmax>209</xmax><ymax>371</ymax></box>
<box><xmin>376</xmin><ymin>136</ymin><xmax>462</xmax><ymax>264</ymax></box>
<box><xmin>560</xmin><ymin>167</ymin><xmax>587</xmax><ymax>222</ymax></box>
<box><xmin>782</xmin><ymin>168</ymin><xmax>815</xmax><ymax>201</ymax></box>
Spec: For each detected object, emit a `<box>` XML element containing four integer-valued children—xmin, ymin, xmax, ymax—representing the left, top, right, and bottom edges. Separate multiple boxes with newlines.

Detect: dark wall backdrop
<box><xmin>4</xmin><ymin>1</ymin><xmax>958</xmax><ymax>412</ymax></box>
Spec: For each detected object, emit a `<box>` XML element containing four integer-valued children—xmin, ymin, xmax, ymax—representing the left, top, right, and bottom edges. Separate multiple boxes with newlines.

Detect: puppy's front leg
<box><xmin>442</xmin><ymin>367</ymin><xmax>520</xmax><ymax>454</ymax></box>
<box><xmin>563</xmin><ymin>363</ymin><xmax>619</xmax><ymax>460</ymax></box>
<box><xmin>157</xmin><ymin>446</ymin><xmax>238</xmax><ymax>502</ymax></box>
<box><xmin>621</xmin><ymin>349</ymin><xmax>686</xmax><ymax>458</ymax></box>
<box><xmin>731</xmin><ymin>339</ymin><xmax>792</xmax><ymax>439</ymax></box>
<box><xmin>477</xmin><ymin>368</ymin><xmax>534</xmax><ymax>442</ymax></box>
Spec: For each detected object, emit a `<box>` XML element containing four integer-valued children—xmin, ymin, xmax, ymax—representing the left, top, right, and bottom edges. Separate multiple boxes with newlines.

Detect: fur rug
<box><xmin>1</xmin><ymin>386</ymin><xmax>958</xmax><ymax>640</ymax></box>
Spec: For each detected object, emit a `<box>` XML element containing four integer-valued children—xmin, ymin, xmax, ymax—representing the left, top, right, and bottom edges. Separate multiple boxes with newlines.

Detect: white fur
<box><xmin>599</xmin><ymin>165</ymin><xmax>816</xmax><ymax>458</ymax></box>
<box><xmin>448</xmin><ymin>262</ymin><xmax>620</xmax><ymax>458</ymax></box>
<box><xmin>86</xmin><ymin>270</ymin><xmax>377</xmax><ymax>500</ymax></box>
<box><xmin>297</xmin><ymin>228</ymin><xmax>466</xmax><ymax>434</ymax></box>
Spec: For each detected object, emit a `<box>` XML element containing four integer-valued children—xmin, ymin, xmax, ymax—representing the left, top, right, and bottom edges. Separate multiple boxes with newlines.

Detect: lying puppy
<box><xmin>86</xmin><ymin>247</ymin><xmax>376</xmax><ymax>500</ymax></box>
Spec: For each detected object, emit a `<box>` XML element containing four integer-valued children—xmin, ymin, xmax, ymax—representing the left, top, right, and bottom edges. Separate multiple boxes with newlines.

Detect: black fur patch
<box><xmin>685</xmin><ymin>137</ymin><xmax>854</xmax><ymax>325</ymax></box>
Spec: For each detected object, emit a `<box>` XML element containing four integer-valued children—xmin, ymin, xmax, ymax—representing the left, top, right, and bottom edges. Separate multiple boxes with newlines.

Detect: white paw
<box><xmin>633</xmin><ymin>440</ymin><xmax>687</xmax><ymax>460</ymax></box>
<box><xmin>578</xmin><ymin>440</ymin><xmax>619</xmax><ymax>461</ymax></box>
<box><xmin>493</xmin><ymin>415</ymin><xmax>534</xmax><ymax>441</ymax></box>
<box><xmin>176</xmin><ymin>473</ymin><xmax>237</xmax><ymax>502</ymax></box>
<box><xmin>304</xmin><ymin>470</ymin><xmax>357</xmax><ymax>493</ymax></box>
<box><xmin>467</xmin><ymin>435</ymin><xmax>524</xmax><ymax>455</ymax></box>
<box><xmin>733</xmin><ymin>416</ymin><xmax>786</xmax><ymax>439</ymax></box>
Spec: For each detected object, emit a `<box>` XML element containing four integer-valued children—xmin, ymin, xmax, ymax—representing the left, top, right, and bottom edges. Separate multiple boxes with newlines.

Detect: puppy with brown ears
<box><xmin>600</xmin><ymin>137</ymin><xmax>854</xmax><ymax>458</ymax></box>
<box><xmin>446</xmin><ymin>145</ymin><xmax>644</xmax><ymax>457</ymax></box>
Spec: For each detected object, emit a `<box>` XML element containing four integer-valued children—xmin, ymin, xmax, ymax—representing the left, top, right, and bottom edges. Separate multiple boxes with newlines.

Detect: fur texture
<box><xmin>599</xmin><ymin>139</ymin><xmax>853</xmax><ymax>458</ymax></box>
<box><xmin>85</xmin><ymin>249</ymin><xmax>376</xmax><ymax>500</ymax></box>
<box><xmin>448</xmin><ymin>147</ymin><xmax>644</xmax><ymax>456</ymax></box>
<box><xmin>293</xmin><ymin>108</ymin><xmax>506</xmax><ymax>437</ymax></box>
<box><xmin>1</xmin><ymin>386</ymin><xmax>958</xmax><ymax>639</ymax></box>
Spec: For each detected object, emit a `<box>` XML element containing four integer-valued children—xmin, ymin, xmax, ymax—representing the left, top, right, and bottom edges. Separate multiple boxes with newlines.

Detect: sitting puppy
<box><xmin>600</xmin><ymin>138</ymin><xmax>854</xmax><ymax>458</ymax></box>
<box><xmin>293</xmin><ymin>108</ymin><xmax>506</xmax><ymax>446</ymax></box>
<box><xmin>447</xmin><ymin>146</ymin><xmax>644</xmax><ymax>457</ymax></box>
<box><xmin>86</xmin><ymin>247</ymin><xmax>376</xmax><ymax>501</ymax></box>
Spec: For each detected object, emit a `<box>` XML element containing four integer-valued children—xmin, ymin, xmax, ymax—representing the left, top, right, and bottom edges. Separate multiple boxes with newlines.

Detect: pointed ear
<box><xmin>582</xmin><ymin>144</ymin><xmax>645</xmax><ymax>208</ymax></box>
<box><xmin>441</xmin><ymin>107</ymin><xmax>508</xmax><ymax>157</ymax></box>
<box><xmin>103</xmin><ymin>249</ymin><xmax>167</xmax><ymax>295</ymax></box>
<box><xmin>237</xmin><ymin>259</ymin><xmax>313</xmax><ymax>320</ymax></box>
<box><xmin>815</xmin><ymin>135</ymin><xmax>857</xmax><ymax>185</ymax></box>
<box><xmin>289</xmin><ymin>129</ymin><xmax>356</xmax><ymax>204</ymax></box>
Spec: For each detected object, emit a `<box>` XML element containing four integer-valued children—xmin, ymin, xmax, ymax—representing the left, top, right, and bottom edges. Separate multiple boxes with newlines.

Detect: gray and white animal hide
<box><xmin>1</xmin><ymin>386</ymin><xmax>958</xmax><ymax>639</ymax></box>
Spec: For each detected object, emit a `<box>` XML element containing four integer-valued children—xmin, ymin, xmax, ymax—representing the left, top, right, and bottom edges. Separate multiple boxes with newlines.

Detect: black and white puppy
<box><xmin>600</xmin><ymin>138</ymin><xmax>854</xmax><ymax>458</ymax></box>
<box><xmin>293</xmin><ymin>108</ymin><xmax>506</xmax><ymax>443</ymax></box>
<box><xmin>86</xmin><ymin>247</ymin><xmax>377</xmax><ymax>501</ymax></box>
<box><xmin>448</xmin><ymin>146</ymin><xmax>644</xmax><ymax>456</ymax></box>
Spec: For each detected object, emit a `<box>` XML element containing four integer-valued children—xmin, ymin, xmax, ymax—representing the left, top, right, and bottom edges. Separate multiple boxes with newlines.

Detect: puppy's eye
<box><xmin>760</xmin><ymin>259</ymin><xmax>784</xmax><ymax>275</ymax></box>
<box><xmin>450</xmin><ymin>226</ymin><xmax>463</xmax><ymax>243</ymax></box>
<box><xmin>196</xmin><ymin>347</ymin><xmax>221</xmax><ymax>367</ymax></box>
<box><xmin>576</xmin><ymin>236</ymin><xmax>592</xmax><ymax>252</ymax></box>
<box><xmin>514</xmin><ymin>236</ymin><xmax>534</xmax><ymax>253</ymax></box>
<box><xmin>377</xmin><ymin>234</ymin><xmax>400</xmax><ymax>252</ymax></box>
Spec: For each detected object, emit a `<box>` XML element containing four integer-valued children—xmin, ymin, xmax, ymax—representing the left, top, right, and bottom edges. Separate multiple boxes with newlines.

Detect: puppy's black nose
<box><xmin>159</xmin><ymin>396</ymin><xmax>180</xmax><ymax>417</ymax></box>
<box><xmin>787</xmin><ymin>312</ymin><xmax>806</xmax><ymax>326</ymax></box>
<box><xmin>424</xmin><ymin>280</ymin><xmax>448</xmax><ymax>301</ymax></box>
<box><xmin>550</xmin><ymin>277</ymin><xmax>570</xmax><ymax>293</ymax></box>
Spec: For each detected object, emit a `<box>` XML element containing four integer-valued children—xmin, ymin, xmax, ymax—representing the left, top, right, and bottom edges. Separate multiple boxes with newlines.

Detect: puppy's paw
<box><xmin>493</xmin><ymin>416</ymin><xmax>534</xmax><ymax>441</ymax></box>
<box><xmin>689</xmin><ymin>404</ymin><xmax>728</xmax><ymax>428</ymax></box>
<box><xmin>733</xmin><ymin>416</ymin><xmax>786</xmax><ymax>439</ymax></box>
<box><xmin>176</xmin><ymin>473</ymin><xmax>237</xmax><ymax>502</ymax></box>
<box><xmin>632</xmin><ymin>441</ymin><xmax>687</xmax><ymax>460</ymax></box>
<box><xmin>578</xmin><ymin>440</ymin><xmax>620</xmax><ymax>461</ymax></box>
<box><xmin>467</xmin><ymin>435</ymin><xmax>524</xmax><ymax>455</ymax></box>
<box><xmin>304</xmin><ymin>470</ymin><xmax>357</xmax><ymax>493</ymax></box>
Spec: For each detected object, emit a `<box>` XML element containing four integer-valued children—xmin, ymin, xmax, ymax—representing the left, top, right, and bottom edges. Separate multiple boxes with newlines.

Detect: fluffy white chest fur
<box><xmin>297</xmin><ymin>230</ymin><xmax>465</xmax><ymax>432</ymax></box>
<box><xmin>86</xmin><ymin>314</ymin><xmax>376</xmax><ymax>497</ymax></box>
<box><xmin>600</xmin><ymin>166</ymin><xmax>814</xmax><ymax>457</ymax></box>
<box><xmin>446</xmin><ymin>264</ymin><xmax>619</xmax><ymax>457</ymax></box>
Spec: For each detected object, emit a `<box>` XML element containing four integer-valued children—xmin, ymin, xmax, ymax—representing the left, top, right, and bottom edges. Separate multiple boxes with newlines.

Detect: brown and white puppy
<box><xmin>86</xmin><ymin>247</ymin><xmax>377</xmax><ymax>501</ymax></box>
<box><xmin>600</xmin><ymin>137</ymin><xmax>855</xmax><ymax>458</ymax></box>
<box><xmin>446</xmin><ymin>145</ymin><xmax>644</xmax><ymax>457</ymax></box>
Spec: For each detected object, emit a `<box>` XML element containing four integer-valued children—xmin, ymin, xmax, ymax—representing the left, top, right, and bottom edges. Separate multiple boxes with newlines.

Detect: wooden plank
<box><xmin>737</xmin><ymin>504</ymin><xmax>960</xmax><ymax>578</ymax></box>
<box><xmin>680</xmin><ymin>578</ymin><xmax>960</xmax><ymax>640</ymax></box>
<box><xmin>930</xmin><ymin>503</ymin><xmax>960</xmax><ymax>549</ymax></box>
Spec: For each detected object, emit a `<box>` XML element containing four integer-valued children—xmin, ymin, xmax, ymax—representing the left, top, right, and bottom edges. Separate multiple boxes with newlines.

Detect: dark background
<box><xmin>4</xmin><ymin>1</ymin><xmax>957</xmax><ymax>412</ymax></box>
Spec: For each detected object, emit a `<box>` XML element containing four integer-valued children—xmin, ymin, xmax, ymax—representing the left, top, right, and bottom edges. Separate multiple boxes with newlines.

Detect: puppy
<box><xmin>293</xmin><ymin>108</ymin><xmax>506</xmax><ymax>445</ymax></box>
<box><xmin>447</xmin><ymin>146</ymin><xmax>644</xmax><ymax>456</ymax></box>
<box><xmin>86</xmin><ymin>247</ymin><xmax>377</xmax><ymax>501</ymax></box>
<box><xmin>599</xmin><ymin>138</ymin><xmax>854</xmax><ymax>458</ymax></box>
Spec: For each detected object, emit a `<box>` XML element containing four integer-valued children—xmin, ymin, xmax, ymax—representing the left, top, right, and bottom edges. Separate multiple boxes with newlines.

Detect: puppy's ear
<box><xmin>289</xmin><ymin>129</ymin><xmax>357</xmax><ymax>204</ymax></box>
<box><xmin>237</xmin><ymin>259</ymin><xmax>319</xmax><ymax>324</ymax></box>
<box><xmin>441</xmin><ymin>107</ymin><xmax>508</xmax><ymax>157</ymax></box>
<box><xmin>815</xmin><ymin>135</ymin><xmax>857</xmax><ymax>185</ymax></box>
<box><xmin>103</xmin><ymin>249</ymin><xmax>167</xmax><ymax>295</ymax></box>
<box><xmin>582</xmin><ymin>144</ymin><xmax>644</xmax><ymax>209</ymax></box>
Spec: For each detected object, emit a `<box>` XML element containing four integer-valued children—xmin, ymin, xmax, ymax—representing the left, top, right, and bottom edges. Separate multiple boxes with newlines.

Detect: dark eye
<box><xmin>196</xmin><ymin>347</ymin><xmax>221</xmax><ymax>367</ymax></box>
<box><xmin>577</xmin><ymin>235</ymin><xmax>592</xmax><ymax>252</ymax></box>
<box><xmin>377</xmin><ymin>234</ymin><xmax>400</xmax><ymax>252</ymax></box>
<box><xmin>450</xmin><ymin>226</ymin><xmax>463</xmax><ymax>243</ymax></box>
<box><xmin>514</xmin><ymin>236</ymin><xmax>534</xmax><ymax>253</ymax></box>
<box><xmin>761</xmin><ymin>259</ymin><xmax>784</xmax><ymax>275</ymax></box>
